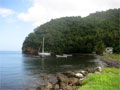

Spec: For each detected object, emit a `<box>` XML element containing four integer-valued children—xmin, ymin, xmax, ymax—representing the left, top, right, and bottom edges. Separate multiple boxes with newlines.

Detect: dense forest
<box><xmin>22</xmin><ymin>8</ymin><xmax>120</xmax><ymax>54</ymax></box>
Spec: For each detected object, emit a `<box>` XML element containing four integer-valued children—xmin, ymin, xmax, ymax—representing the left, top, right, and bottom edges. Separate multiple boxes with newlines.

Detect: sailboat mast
<box><xmin>42</xmin><ymin>37</ymin><xmax>44</xmax><ymax>53</ymax></box>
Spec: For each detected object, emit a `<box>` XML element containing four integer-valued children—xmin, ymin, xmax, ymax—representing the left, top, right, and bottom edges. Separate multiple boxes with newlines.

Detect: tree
<box><xmin>22</xmin><ymin>8</ymin><xmax>120</xmax><ymax>54</ymax></box>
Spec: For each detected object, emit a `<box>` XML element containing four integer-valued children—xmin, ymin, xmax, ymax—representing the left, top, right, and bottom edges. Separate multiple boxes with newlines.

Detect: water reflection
<box><xmin>41</xmin><ymin>58</ymin><xmax>45</xmax><ymax>70</ymax></box>
<box><xmin>0</xmin><ymin>52</ymin><xmax>99</xmax><ymax>89</ymax></box>
<box><xmin>22</xmin><ymin>54</ymin><xmax>98</xmax><ymax>75</ymax></box>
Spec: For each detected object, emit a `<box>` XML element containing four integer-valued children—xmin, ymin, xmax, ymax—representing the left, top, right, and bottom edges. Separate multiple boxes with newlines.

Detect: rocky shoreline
<box><xmin>99</xmin><ymin>56</ymin><xmax>120</xmax><ymax>69</ymax></box>
<box><xmin>34</xmin><ymin>67</ymin><xmax>102</xmax><ymax>90</ymax></box>
<box><xmin>26</xmin><ymin>55</ymin><xmax>120</xmax><ymax>90</ymax></box>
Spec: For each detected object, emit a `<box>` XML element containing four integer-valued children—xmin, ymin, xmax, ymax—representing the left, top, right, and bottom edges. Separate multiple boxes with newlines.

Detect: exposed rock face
<box><xmin>62</xmin><ymin>71</ymin><xmax>75</xmax><ymax>77</ymax></box>
<box><xmin>22</xmin><ymin>47</ymin><xmax>38</xmax><ymax>54</ymax></box>
<box><xmin>54</xmin><ymin>72</ymin><xmax>81</xmax><ymax>90</ymax></box>
<box><xmin>35</xmin><ymin>67</ymin><xmax>102</xmax><ymax>90</ymax></box>
<box><xmin>56</xmin><ymin>73</ymin><xmax>70</xmax><ymax>83</ymax></box>
<box><xmin>80</xmin><ymin>70</ymin><xmax>88</xmax><ymax>76</ymax></box>
<box><xmin>54</xmin><ymin>84</ymin><xmax>59</xmax><ymax>90</ymax></box>
<box><xmin>43</xmin><ymin>75</ymin><xmax>50</xmax><ymax>80</ymax></box>
<box><xmin>36</xmin><ymin>82</ymin><xmax>52</xmax><ymax>90</ymax></box>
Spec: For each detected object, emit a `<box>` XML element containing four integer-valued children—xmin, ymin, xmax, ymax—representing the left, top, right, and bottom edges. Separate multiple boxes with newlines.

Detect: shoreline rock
<box><xmin>22</xmin><ymin>47</ymin><xmax>38</xmax><ymax>54</ymax></box>
<box><xmin>99</xmin><ymin>56</ymin><xmax>120</xmax><ymax>69</ymax></box>
<box><xmin>35</xmin><ymin>67</ymin><xmax>102</xmax><ymax>90</ymax></box>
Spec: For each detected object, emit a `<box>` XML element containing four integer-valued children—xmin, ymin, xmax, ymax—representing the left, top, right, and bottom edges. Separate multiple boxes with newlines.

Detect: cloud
<box><xmin>18</xmin><ymin>0</ymin><xmax>120</xmax><ymax>27</ymax></box>
<box><xmin>0</xmin><ymin>8</ymin><xmax>14</xmax><ymax>17</ymax></box>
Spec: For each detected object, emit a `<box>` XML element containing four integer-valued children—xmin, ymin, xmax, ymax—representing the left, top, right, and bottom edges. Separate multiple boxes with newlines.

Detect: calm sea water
<box><xmin>0</xmin><ymin>51</ymin><xmax>99</xmax><ymax>90</ymax></box>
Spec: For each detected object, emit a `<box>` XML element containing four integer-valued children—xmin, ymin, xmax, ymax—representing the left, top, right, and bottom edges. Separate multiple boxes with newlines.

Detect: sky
<box><xmin>0</xmin><ymin>0</ymin><xmax>120</xmax><ymax>51</ymax></box>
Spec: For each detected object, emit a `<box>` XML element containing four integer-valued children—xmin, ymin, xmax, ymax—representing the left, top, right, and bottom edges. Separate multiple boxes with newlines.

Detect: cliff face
<box><xmin>22</xmin><ymin>47</ymin><xmax>38</xmax><ymax>54</ymax></box>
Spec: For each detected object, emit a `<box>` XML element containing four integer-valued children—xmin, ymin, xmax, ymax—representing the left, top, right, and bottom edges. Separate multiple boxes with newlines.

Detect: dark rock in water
<box><xmin>55</xmin><ymin>71</ymin><xmax>83</xmax><ymax>90</ymax></box>
<box><xmin>56</xmin><ymin>73</ymin><xmax>69</xmax><ymax>83</ymax></box>
<box><xmin>46</xmin><ymin>82</ymin><xmax>52</xmax><ymax>89</ymax></box>
<box><xmin>59</xmin><ymin>82</ymin><xmax>75</xmax><ymax>90</ymax></box>
<box><xmin>53</xmin><ymin>84</ymin><xmax>59</xmax><ymax>90</ymax></box>
<box><xmin>62</xmin><ymin>85</ymin><xmax>73</xmax><ymax>90</ymax></box>
<box><xmin>62</xmin><ymin>71</ymin><xmax>75</xmax><ymax>77</ymax></box>
<box><xmin>36</xmin><ymin>85</ymin><xmax>45</xmax><ymax>90</ymax></box>
<box><xmin>79</xmin><ymin>70</ymin><xmax>88</xmax><ymax>76</ymax></box>
<box><xmin>59</xmin><ymin>82</ymin><xmax>68</xmax><ymax>89</ymax></box>
<box><xmin>85</xmin><ymin>68</ymin><xmax>96</xmax><ymax>73</ymax></box>
<box><xmin>85</xmin><ymin>67</ymin><xmax>102</xmax><ymax>74</ymax></box>
<box><xmin>36</xmin><ymin>82</ymin><xmax>52</xmax><ymax>90</ymax></box>
<box><xmin>69</xmin><ymin>77</ymin><xmax>79</xmax><ymax>85</ymax></box>
<box><xmin>43</xmin><ymin>75</ymin><xmax>50</xmax><ymax>80</ymax></box>
<box><xmin>35</xmin><ymin>67</ymin><xmax>103</xmax><ymax>90</ymax></box>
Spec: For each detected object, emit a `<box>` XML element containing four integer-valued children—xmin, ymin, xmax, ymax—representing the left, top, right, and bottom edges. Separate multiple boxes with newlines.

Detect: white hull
<box><xmin>56</xmin><ymin>55</ymin><xmax>67</xmax><ymax>58</ymax></box>
<box><xmin>63</xmin><ymin>54</ymin><xmax>72</xmax><ymax>56</ymax></box>
<box><xmin>38</xmin><ymin>52</ymin><xmax>51</xmax><ymax>56</ymax></box>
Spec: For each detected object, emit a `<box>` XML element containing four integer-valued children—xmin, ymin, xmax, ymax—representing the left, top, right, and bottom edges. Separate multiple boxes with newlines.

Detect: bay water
<box><xmin>0</xmin><ymin>51</ymin><xmax>99</xmax><ymax>90</ymax></box>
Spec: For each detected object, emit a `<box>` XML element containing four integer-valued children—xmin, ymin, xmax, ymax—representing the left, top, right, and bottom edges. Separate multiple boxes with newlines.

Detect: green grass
<box><xmin>76</xmin><ymin>68</ymin><xmax>120</xmax><ymax>90</ymax></box>
<box><xmin>103</xmin><ymin>54</ymin><xmax>120</xmax><ymax>61</ymax></box>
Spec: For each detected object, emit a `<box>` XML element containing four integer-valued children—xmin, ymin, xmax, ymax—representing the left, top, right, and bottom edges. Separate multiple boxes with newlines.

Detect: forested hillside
<box><xmin>22</xmin><ymin>9</ymin><xmax>120</xmax><ymax>54</ymax></box>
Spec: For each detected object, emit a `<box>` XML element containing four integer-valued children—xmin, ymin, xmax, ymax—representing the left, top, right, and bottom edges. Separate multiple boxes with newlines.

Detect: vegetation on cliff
<box><xmin>22</xmin><ymin>8</ymin><xmax>120</xmax><ymax>54</ymax></box>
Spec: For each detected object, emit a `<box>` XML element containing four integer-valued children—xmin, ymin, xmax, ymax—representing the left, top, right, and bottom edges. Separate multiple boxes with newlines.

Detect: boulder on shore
<box><xmin>36</xmin><ymin>67</ymin><xmax>102</xmax><ymax>90</ymax></box>
<box><xmin>36</xmin><ymin>82</ymin><xmax>52</xmax><ymax>90</ymax></box>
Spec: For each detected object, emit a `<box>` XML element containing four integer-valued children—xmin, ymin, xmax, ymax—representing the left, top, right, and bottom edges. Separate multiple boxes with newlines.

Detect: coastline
<box><xmin>35</xmin><ymin>67</ymin><xmax>102</xmax><ymax>90</ymax></box>
<box><xmin>26</xmin><ymin>54</ymin><xmax>120</xmax><ymax>90</ymax></box>
<box><xmin>99</xmin><ymin>56</ymin><xmax>120</xmax><ymax>69</ymax></box>
<box><xmin>77</xmin><ymin>55</ymin><xmax>120</xmax><ymax>90</ymax></box>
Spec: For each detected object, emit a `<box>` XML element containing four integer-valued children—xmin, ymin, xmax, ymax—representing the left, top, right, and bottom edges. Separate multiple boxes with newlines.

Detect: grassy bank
<box><xmin>103</xmin><ymin>54</ymin><xmax>120</xmax><ymax>61</ymax></box>
<box><xmin>77</xmin><ymin>68</ymin><xmax>120</xmax><ymax>90</ymax></box>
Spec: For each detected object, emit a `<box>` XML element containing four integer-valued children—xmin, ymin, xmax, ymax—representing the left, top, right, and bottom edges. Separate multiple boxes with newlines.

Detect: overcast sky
<box><xmin>0</xmin><ymin>0</ymin><xmax>120</xmax><ymax>51</ymax></box>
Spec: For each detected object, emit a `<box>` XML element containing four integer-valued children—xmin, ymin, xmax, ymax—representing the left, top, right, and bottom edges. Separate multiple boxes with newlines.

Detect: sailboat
<box><xmin>38</xmin><ymin>37</ymin><xmax>51</xmax><ymax>56</ymax></box>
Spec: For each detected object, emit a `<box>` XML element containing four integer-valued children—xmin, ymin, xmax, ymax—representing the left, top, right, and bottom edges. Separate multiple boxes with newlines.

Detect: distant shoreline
<box><xmin>99</xmin><ymin>55</ymin><xmax>120</xmax><ymax>68</ymax></box>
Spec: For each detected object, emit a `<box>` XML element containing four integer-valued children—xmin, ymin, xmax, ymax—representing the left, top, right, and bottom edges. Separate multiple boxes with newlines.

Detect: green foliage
<box><xmin>22</xmin><ymin>9</ymin><xmax>120</xmax><ymax>54</ymax></box>
<box><xmin>94</xmin><ymin>41</ymin><xmax>106</xmax><ymax>54</ymax></box>
<box><xmin>77</xmin><ymin>68</ymin><xmax>120</xmax><ymax>90</ymax></box>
